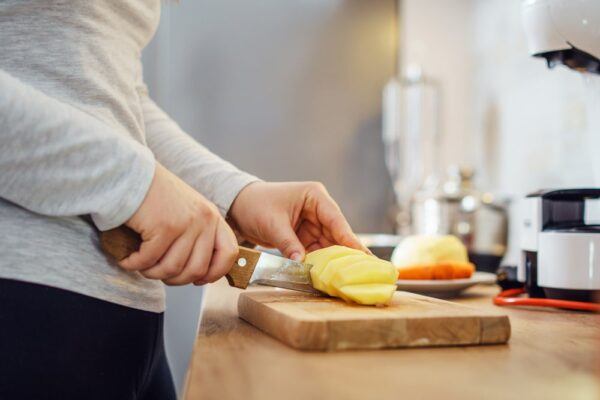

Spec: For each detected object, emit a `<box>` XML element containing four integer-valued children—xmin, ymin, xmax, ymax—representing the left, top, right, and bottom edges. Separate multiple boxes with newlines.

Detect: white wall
<box><xmin>400</xmin><ymin>0</ymin><xmax>599</xmax><ymax>264</ymax></box>
<box><xmin>471</xmin><ymin>0</ymin><xmax>596</xmax><ymax>191</ymax></box>
<box><xmin>400</xmin><ymin>0</ymin><xmax>477</xmax><ymax>169</ymax></box>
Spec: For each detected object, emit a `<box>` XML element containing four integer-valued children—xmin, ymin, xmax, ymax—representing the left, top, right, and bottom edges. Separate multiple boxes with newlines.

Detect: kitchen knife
<box><xmin>99</xmin><ymin>226</ymin><xmax>321</xmax><ymax>295</ymax></box>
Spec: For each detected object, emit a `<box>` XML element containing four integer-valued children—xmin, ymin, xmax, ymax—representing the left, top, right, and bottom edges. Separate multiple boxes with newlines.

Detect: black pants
<box><xmin>0</xmin><ymin>279</ymin><xmax>176</xmax><ymax>400</ymax></box>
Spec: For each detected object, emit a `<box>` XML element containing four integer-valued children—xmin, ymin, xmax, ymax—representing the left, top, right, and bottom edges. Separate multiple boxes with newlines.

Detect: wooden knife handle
<box><xmin>99</xmin><ymin>225</ymin><xmax>141</xmax><ymax>261</ymax></box>
<box><xmin>99</xmin><ymin>225</ymin><xmax>260</xmax><ymax>289</ymax></box>
<box><xmin>225</xmin><ymin>246</ymin><xmax>261</xmax><ymax>289</ymax></box>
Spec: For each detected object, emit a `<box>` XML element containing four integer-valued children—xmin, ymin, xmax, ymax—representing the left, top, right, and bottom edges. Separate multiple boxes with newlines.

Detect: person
<box><xmin>0</xmin><ymin>1</ymin><xmax>367</xmax><ymax>399</ymax></box>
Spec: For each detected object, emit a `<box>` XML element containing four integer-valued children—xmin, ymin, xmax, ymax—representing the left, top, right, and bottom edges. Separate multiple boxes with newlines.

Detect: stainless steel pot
<box><xmin>411</xmin><ymin>166</ymin><xmax>509</xmax><ymax>272</ymax></box>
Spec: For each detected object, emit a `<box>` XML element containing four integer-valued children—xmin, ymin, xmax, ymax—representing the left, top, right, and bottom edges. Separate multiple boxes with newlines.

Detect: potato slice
<box><xmin>305</xmin><ymin>246</ymin><xmax>365</xmax><ymax>292</ymax></box>
<box><xmin>338</xmin><ymin>284</ymin><xmax>397</xmax><ymax>305</ymax></box>
<box><xmin>329</xmin><ymin>258</ymin><xmax>397</xmax><ymax>290</ymax></box>
<box><xmin>318</xmin><ymin>254</ymin><xmax>373</xmax><ymax>294</ymax></box>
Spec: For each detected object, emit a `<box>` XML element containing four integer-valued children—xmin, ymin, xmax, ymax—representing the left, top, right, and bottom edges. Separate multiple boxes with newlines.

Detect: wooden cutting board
<box><xmin>238</xmin><ymin>289</ymin><xmax>510</xmax><ymax>351</ymax></box>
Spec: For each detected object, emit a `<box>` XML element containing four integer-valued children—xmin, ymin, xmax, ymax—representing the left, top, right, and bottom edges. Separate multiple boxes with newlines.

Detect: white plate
<box><xmin>396</xmin><ymin>271</ymin><xmax>497</xmax><ymax>299</ymax></box>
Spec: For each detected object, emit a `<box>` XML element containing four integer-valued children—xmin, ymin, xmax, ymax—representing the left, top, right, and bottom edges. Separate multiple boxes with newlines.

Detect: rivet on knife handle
<box><xmin>226</xmin><ymin>247</ymin><xmax>261</xmax><ymax>289</ymax></box>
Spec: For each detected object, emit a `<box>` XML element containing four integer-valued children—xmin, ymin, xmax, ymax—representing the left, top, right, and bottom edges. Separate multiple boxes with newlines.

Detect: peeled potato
<box><xmin>391</xmin><ymin>235</ymin><xmax>468</xmax><ymax>267</ymax></box>
<box><xmin>392</xmin><ymin>235</ymin><xmax>475</xmax><ymax>280</ymax></box>
<box><xmin>305</xmin><ymin>245</ymin><xmax>397</xmax><ymax>305</ymax></box>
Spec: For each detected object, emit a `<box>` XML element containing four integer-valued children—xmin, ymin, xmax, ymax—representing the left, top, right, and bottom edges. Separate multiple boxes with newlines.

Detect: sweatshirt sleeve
<box><xmin>140</xmin><ymin>92</ymin><xmax>260</xmax><ymax>216</ymax></box>
<box><xmin>0</xmin><ymin>70</ymin><xmax>156</xmax><ymax>231</ymax></box>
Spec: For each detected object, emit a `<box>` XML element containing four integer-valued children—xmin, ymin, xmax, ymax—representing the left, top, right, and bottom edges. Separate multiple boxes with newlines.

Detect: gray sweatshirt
<box><xmin>0</xmin><ymin>0</ymin><xmax>258</xmax><ymax>312</ymax></box>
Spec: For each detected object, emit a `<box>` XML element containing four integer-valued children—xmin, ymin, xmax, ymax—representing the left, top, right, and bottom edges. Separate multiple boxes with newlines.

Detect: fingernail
<box><xmin>290</xmin><ymin>252</ymin><xmax>302</xmax><ymax>262</ymax></box>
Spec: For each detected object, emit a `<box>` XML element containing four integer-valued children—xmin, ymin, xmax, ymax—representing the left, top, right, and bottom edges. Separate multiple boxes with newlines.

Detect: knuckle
<box><xmin>208</xmin><ymin>204</ymin><xmax>220</xmax><ymax>218</ymax></box>
<box><xmin>182</xmin><ymin>212</ymin><xmax>195</xmax><ymax>226</ymax></box>
<box><xmin>118</xmin><ymin>260</ymin><xmax>137</xmax><ymax>271</ymax></box>
<box><xmin>196</xmin><ymin>204</ymin><xmax>217</xmax><ymax>221</ymax></box>
<box><xmin>190</xmin><ymin>257</ymin><xmax>210</xmax><ymax>276</ymax></box>
<box><xmin>161</xmin><ymin>262</ymin><xmax>182</xmax><ymax>277</ymax></box>
<box><xmin>202</xmin><ymin>270</ymin><xmax>221</xmax><ymax>284</ymax></box>
<box><xmin>139</xmin><ymin>253</ymin><xmax>160</xmax><ymax>269</ymax></box>
<box><xmin>223</xmin><ymin>248</ymin><xmax>239</xmax><ymax>266</ymax></box>
<box><xmin>279</xmin><ymin>238</ymin><xmax>295</xmax><ymax>252</ymax></box>
<box><xmin>226</xmin><ymin>244</ymin><xmax>239</xmax><ymax>258</ymax></box>
<box><xmin>162</xmin><ymin>220</ymin><xmax>179</xmax><ymax>236</ymax></box>
<box><xmin>141</xmin><ymin>269</ymin><xmax>160</xmax><ymax>280</ymax></box>
<box><xmin>189</xmin><ymin>270</ymin><xmax>208</xmax><ymax>282</ymax></box>
<box><xmin>120</xmin><ymin>254</ymin><xmax>152</xmax><ymax>271</ymax></box>
<box><xmin>162</xmin><ymin>277</ymin><xmax>184</xmax><ymax>286</ymax></box>
<box><xmin>338</xmin><ymin>232</ymin><xmax>354</xmax><ymax>244</ymax></box>
<box><xmin>309</xmin><ymin>181</ymin><xmax>326</xmax><ymax>192</ymax></box>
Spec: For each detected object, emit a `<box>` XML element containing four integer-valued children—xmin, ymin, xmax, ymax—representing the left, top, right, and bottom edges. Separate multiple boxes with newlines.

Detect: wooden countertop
<box><xmin>184</xmin><ymin>280</ymin><xmax>600</xmax><ymax>400</ymax></box>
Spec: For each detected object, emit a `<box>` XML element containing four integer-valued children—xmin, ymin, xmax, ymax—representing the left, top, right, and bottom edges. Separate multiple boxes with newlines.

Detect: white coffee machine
<box><xmin>522</xmin><ymin>0</ymin><xmax>600</xmax><ymax>74</ymax></box>
<box><xmin>520</xmin><ymin>189</ymin><xmax>600</xmax><ymax>302</ymax></box>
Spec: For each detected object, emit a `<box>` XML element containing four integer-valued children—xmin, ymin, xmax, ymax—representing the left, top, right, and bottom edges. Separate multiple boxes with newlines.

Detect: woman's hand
<box><xmin>228</xmin><ymin>181</ymin><xmax>368</xmax><ymax>261</ymax></box>
<box><xmin>118</xmin><ymin>163</ymin><xmax>239</xmax><ymax>285</ymax></box>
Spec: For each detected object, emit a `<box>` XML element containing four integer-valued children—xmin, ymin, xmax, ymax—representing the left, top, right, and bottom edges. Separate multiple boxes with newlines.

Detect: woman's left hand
<box><xmin>227</xmin><ymin>181</ymin><xmax>369</xmax><ymax>261</ymax></box>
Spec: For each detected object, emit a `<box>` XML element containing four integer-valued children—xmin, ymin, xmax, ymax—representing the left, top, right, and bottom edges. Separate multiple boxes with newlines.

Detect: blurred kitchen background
<box><xmin>142</xmin><ymin>0</ymin><xmax>598</xmax><ymax>393</ymax></box>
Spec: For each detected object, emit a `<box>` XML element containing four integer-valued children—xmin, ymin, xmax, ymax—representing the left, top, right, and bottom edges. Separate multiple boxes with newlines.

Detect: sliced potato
<box><xmin>338</xmin><ymin>284</ymin><xmax>397</xmax><ymax>305</ymax></box>
<box><xmin>318</xmin><ymin>254</ymin><xmax>372</xmax><ymax>294</ymax></box>
<box><xmin>305</xmin><ymin>245</ymin><xmax>397</xmax><ymax>305</ymax></box>
<box><xmin>330</xmin><ymin>258</ymin><xmax>397</xmax><ymax>289</ymax></box>
<box><xmin>305</xmin><ymin>246</ymin><xmax>365</xmax><ymax>292</ymax></box>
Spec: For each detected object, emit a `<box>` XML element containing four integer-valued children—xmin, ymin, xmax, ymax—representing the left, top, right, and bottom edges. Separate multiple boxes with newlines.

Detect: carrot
<box><xmin>450</xmin><ymin>261</ymin><xmax>475</xmax><ymax>279</ymax></box>
<box><xmin>397</xmin><ymin>261</ymin><xmax>475</xmax><ymax>280</ymax></box>
<box><xmin>396</xmin><ymin>264</ymin><xmax>433</xmax><ymax>280</ymax></box>
<box><xmin>432</xmin><ymin>262</ymin><xmax>454</xmax><ymax>279</ymax></box>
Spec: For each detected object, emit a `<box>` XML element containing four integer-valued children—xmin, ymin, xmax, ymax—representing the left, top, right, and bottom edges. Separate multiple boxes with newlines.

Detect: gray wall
<box><xmin>143</xmin><ymin>1</ymin><xmax>397</xmax><ymax>394</ymax></box>
<box><xmin>144</xmin><ymin>0</ymin><xmax>397</xmax><ymax>233</ymax></box>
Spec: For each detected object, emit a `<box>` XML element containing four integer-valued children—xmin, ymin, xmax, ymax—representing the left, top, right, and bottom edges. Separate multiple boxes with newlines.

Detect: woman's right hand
<box><xmin>118</xmin><ymin>163</ymin><xmax>239</xmax><ymax>286</ymax></box>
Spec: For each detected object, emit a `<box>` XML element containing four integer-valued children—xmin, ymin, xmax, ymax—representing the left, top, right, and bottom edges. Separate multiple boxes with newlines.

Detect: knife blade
<box><xmin>99</xmin><ymin>226</ymin><xmax>322</xmax><ymax>295</ymax></box>
<box><xmin>230</xmin><ymin>247</ymin><xmax>321</xmax><ymax>295</ymax></box>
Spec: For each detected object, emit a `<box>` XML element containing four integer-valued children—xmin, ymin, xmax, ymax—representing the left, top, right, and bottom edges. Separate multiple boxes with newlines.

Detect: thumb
<box><xmin>272</xmin><ymin>223</ymin><xmax>305</xmax><ymax>262</ymax></box>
